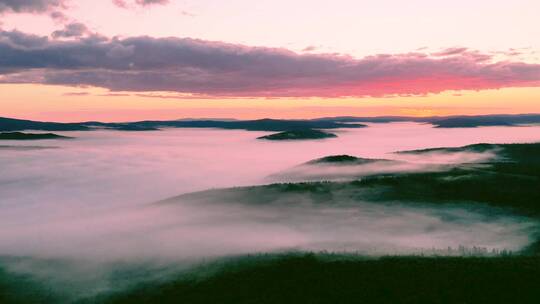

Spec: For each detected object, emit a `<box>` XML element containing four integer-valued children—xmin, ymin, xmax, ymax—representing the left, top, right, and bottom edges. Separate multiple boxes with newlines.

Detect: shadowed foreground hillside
<box><xmin>3</xmin><ymin>254</ymin><xmax>540</xmax><ymax>304</ymax></box>
<box><xmin>0</xmin><ymin>265</ymin><xmax>59</xmax><ymax>303</ymax></box>
<box><xmin>88</xmin><ymin>254</ymin><xmax>540</xmax><ymax>304</ymax></box>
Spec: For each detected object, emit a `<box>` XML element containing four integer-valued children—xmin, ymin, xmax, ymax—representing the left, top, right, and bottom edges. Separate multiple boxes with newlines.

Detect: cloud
<box><xmin>99</xmin><ymin>93</ymin><xmax>131</xmax><ymax>97</ymax></box>
<box><xmin>302</xmin><ymin>45</ymin><xmax>318</xmax><ymax>52</ymax></box>
<box><xmin>0</xmin><ymin>29</ymin><xmax>48</xmax><ymax>47</ymax></box>
<box><xmin>113</xmin><ymin>0</ymin><xmax>169</xmax><ymax>9</ymax></box>
<box><xmin>49</xmin><ymin>10</ymin><xmax>67</xmax><ymax>22</ymax></box>
<box><xmin>62</xmin><ymin>91</ymin><xmax>89</xmax><ymax>96</ymax></box>
<box><xmin>111</xmin><ymin>0</ymin><xmax>128</xmax><ymax>8</ymax></box>
<box><xmin>135</xmin><ymin>0</ymin><xmax>168</xmax><ymax>5</ymax></box>
<box><xmin>0</xmin><ymin>1</ymin><xmax>71</xmax><ymax>25</ymax></box>
<box><xmin>180</xmin><ymin>10</ymin><xmax>195</xmax><ymax>17</ymax></box>
<box><xmin>0</xmin><ymin>0</ymin><xmax>66</xmax><ymax>14</ymax></box>
<box><xmin>432</xmin><ymin>47</ymin><xmax>469</xmax><ymax>56</ymax></box>
<box><xmin>0</xmin><ymin>30</ymin><xmax>539</xmax><ymax>98</ymax></box>
<box><xmin>51</xmin><ymin>22</ymin><xmax>89</xmax><ymax>38</ymax></box>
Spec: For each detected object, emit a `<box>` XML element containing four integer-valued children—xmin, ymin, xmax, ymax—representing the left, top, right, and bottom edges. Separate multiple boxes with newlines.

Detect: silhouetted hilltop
<box><xmin>306</xmin><ymin>155</ymin><xmax>391</xmax><ymax>165</ymax></box>
<box><xmin>0</xmin><ymin>117</ymin><xmax>364</xmax><ymax>132</ymax></box>
<box><xmin>0</xmin><ymin>117</ymin><xmax>89</xmax><ymax>132</ymax></box>
<box><xmin>428</xmin><ymin>114</ymin><xmax>540</xmax><ymax>128</ymax></box>
<box><xmin>314</xmin><ymin>116</ymin><xmax>433</xmax><ymax>123</ymax></box>
<box><xmin>397</xmin><ymin>143</ymin><xmax>499</xmax><ymax>154</ymax></box>
<box><xmin>258</xmin><ymin>129</ymin><xmax>337</xmax><ymax>140</ymax></box>
<box><xmin>0</xmin><ymin>132</ymin><xmax>71</xmax><ymax>140</ymax></box>
<box><xmin>126</xmin><ymin>119</ymin><xmax>365</xmax><ymax>131</ymax></box>
<box><xmin>2</xmin><ymin>114</ymin><xmax>540</xmax><ymax>132</ymax></box>
<box><xmin>431</xmin><ymin>117</ymin><xmax>514</xmax><ymax>128</ymax></box>
<box><xmin>317</xmin><ymin>114</ymin><xmax>540</xmax><ymax>127</ymax></box>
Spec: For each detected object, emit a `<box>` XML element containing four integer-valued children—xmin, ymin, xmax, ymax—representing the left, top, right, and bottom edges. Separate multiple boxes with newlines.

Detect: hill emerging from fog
<box><xmin>0</xmin><ymin>132</ymin><xmax>71</xmax><ymax>140</ymax></box>
<box><xmin>257</xmin><ymin>129</ymin><xmax>337</xmax><ymax>140</ymax></box>
<box><xmin>306</xmin><ymin>155</ymin><xmax>393</xmax><ymax>165</ymax></box>
<box><xmin>164</xmin><ymin>142</ymin><xmax>540</xmax><ymax>232</ymax></box>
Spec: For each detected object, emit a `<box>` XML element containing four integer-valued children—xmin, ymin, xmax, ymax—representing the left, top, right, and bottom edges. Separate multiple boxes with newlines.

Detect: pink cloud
<box><xmin>113</xmin><ymin>0</ymin><xmax>169</xmax><ymax>9</ymax></box>
<box><xmin>302</xmin><ymin>45</ymin><xmax>318</xmax><ymax>52</ymax></box>
<box><xmin>62</xmin><ymin>91</ymin><xmax>89</xmax><ymax>96</ymax></box>
<box><xmin>135</xmin><ymin>0</ymin><xmax>168</xmax><ymax>6</ymax></box>
<box><xmin>0</xmin><ymin>30</ymin><xmax>539</xmax><ymax>98</ymax></box>
<box><xmin>111</xmin><ymin>0</ymin><xmax>128</xmax><ymax>9</ymax></box>
<box><xmin>431</xmin><ymin>47</ymin><xmax>469</xmax><ymax>57</ymax></box>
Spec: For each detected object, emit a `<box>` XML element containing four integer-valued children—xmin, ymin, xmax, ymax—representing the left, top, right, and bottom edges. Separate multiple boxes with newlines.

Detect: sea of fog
<box><xmin>4</xmin><ymin>122</ymin><xmax>540</xmax><ymax>212</ymax></box>
<box><xmin>1</xmin><ymin>122</ymin><xmax>540</xmax><ymax>299</ymax></box>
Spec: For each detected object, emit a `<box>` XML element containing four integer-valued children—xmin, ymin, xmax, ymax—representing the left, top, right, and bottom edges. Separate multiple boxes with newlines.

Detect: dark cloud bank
<box><xmin>0</xmin><ymin>0</ymin><xmax>65</xmax><ymax>13</ymax></box>
<box><xmin>0</xmin><ymin>0</ymin><xmax>167</xmax><ymax>13</ymax></box>
<box><xmin>1</xmin><ymin>29</ymin><xmax>539</xmax><ymax>98</ymax></box>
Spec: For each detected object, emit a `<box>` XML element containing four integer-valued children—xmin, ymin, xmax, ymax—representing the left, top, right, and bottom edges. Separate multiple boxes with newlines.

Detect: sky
<box><xmin>0</xmin><ymin>0</ymin><xmax>539</xmax><ymax>121</ymax></box>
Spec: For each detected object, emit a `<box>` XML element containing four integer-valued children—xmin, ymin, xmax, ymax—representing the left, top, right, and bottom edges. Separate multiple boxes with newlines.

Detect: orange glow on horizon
<box><xmin>1</xmin><ymin>84</ymin><xmax>539</xmax><ymax>122</ymax></box>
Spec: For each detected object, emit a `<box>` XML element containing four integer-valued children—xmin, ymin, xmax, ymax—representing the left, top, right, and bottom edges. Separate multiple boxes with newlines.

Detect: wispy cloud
<box><xmin>135</xmin><ymin>0</ymin><xmax>168</xmax><ymax>6</ymax></box>
<box><xmin>98</xmin><ymin>93</ymin><xmax>131</xmax><ymax>97</ymax></box>
<box><xmin>62</xmin><ymin>91</ymin><xmax>89</xmax><ymax>96</ymax></box>
<box><xmin>431</xmin><ymin>47</ymin><xmax>469</xmax><ymax>57</ymax></box>
<box><xmin>113</xmin><ymin>0</ymin><xmax>169</xmax><ymax>9</ymax></box>
<box><xmin>302</xmin><ymin>45</ymin><xmax>318</xmax><ymax>52</ymax></box>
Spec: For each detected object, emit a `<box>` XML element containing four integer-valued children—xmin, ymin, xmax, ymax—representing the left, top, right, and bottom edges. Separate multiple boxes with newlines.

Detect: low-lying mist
<box><xmin>2</xmin><ymin>194</ymin><xmax>538</xmax><ymax>301</ymax></box>
<box><xmin>2</xmin><ymin>123</ymin><xmax>540</xmax><ymax>300</ymax></box>
<box><xmin>269</xmin><ymin>149</ymin><xmax>499</xmax><ymax>182</ymax></box>
<box><xmin>3</xmin><ymin>197</ymin><xmax>535</xmax><ymax>261</ymax></box>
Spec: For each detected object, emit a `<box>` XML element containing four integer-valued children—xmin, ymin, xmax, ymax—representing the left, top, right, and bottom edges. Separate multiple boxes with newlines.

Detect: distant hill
<box><xmin>431</xmin><ymin>117</ymin><xmax>514</xmax><ymax>128</ymax></box>
<box><xmin>257</xmin><ymin>129</ymin><xmax>337</xmax><ymax>140</ymax></box>
<box><xmin>2</xmin><ymin>114</ymin><xmax>540</xmax><ymax>132</ymax></box>
<box><xmin>314</xmin><ymin>116</ymin><xmax>433</xmax><ymax>123</ymax></box>
<box><xmin>317</xmin><ymin>114</ymin><xmax>540</xmax><ymax>128</ymax></box>
<box><xmin>0</xmin><ymin>132</ymin><xmax>71</xmax><ymax>140</ymax></box>
<box><xmin>0</xmin><ymin>117</ymin><xmax>365</xmax><ymax>132</ymax></box>
<box><xmin>0</xmin><ymin>117</ymin><xmax>89</xmax><ymax>132</ymax></box>
<box><xmin>123</xmin><ymin>119</ymin><xmax>365</xmax><ymax>132</ymax></box>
